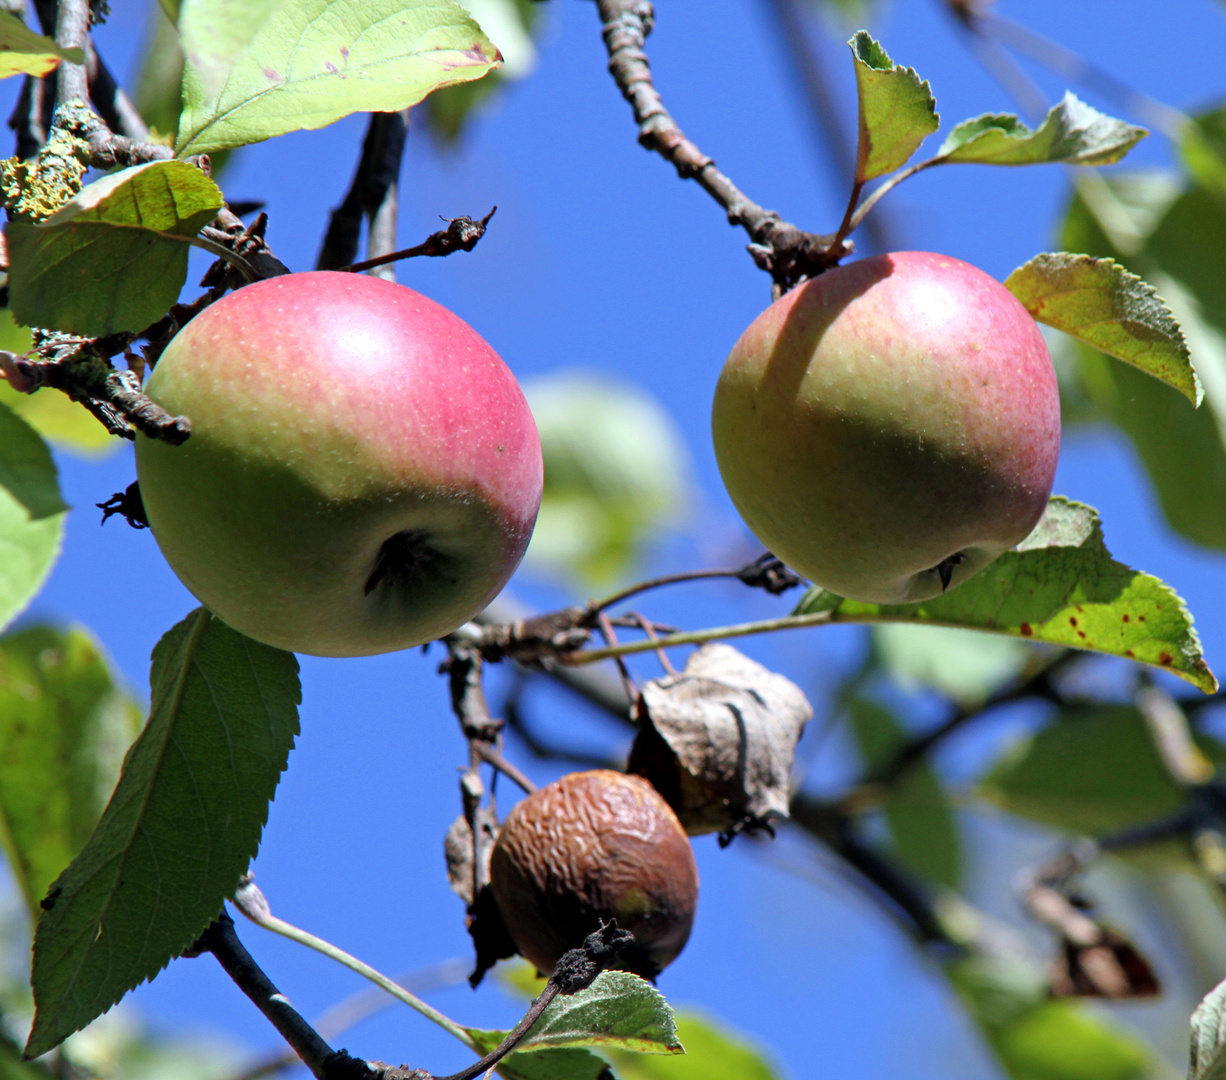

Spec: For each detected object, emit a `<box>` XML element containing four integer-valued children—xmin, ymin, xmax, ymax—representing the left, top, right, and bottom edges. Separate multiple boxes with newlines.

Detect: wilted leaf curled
<box><xmin>628</xmin><ymin>644</ymin><xmax>811</xmax><ymax>836</ymax></box>
<box><xmin>444</xmin><ymin>811</ymin><xmax>515</xmax><ymax>987</ymax></box>
<box><xmin>444</xmin><ymin>808</ymin><xmax>499</xmax><ymax>906</ymax></box>
<box><xmin>1049</xmin><ymin>930</ymin><xmax>1161</xmax><ymax>1000</ymax></box>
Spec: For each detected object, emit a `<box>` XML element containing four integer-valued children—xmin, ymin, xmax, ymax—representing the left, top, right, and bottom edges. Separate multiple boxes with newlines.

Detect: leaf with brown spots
<box><xmin>1006</xmin><ymin>252</ymin><xmax>1199</xmax><ymax>405</ymax></box>
<box><xmin>793</xmin><ymin>497</ymin><xmax>1217</xmax><ymax>693</ymax></box>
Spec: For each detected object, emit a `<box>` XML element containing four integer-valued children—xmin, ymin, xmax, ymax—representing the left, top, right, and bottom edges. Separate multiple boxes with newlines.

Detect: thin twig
<box><xmin>594</xmin><ymin>0</ymin><xmax>845</xmax><ymax>292</ymax></box>
<box><xmin>341</xmin><ymin>209</ymin><xmax>497</xmax><ymax>275</ymax></box>
<box><xmin>587</xmin><ymin>553</ymin><xmax>803</xmax><ymax>613</ymax></box>
<box><xmin>471</xmin><ymin>741</ymin><xmax>538</xmax><ymax>795</ymax></box>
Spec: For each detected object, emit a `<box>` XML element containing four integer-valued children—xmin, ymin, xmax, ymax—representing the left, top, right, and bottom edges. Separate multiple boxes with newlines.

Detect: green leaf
<box><xmin>1191</xmin><ymin>975</ymin><xmax>1226</xmax><ymax>1080</ymax></box>
<box><xmin>523</xmin><ymin>374</ymin><xmax>689</xmax><ymax>589</ymax></box>
<box><xmin>1180</xmin><ymin>104</ymin><xmax>1226</xmax><ymax>201</ymax></box>
<box><xmin>470</xmin><ymin>971</ymin><xmax>681</xmax><ymax>1056</ymax></box>
<box><xmin>176</xmin><ymin>0</ymin><xmax>501</xmax><ymax>155</ymax></box>
<box><xmin>1062</xmin><ymin>178</ymin><xmax>1226</xmax><ymax>552</ymax></box>
<box><xmin>978</xmin><ymin>704</ymin><xmax>1226</xmax><ymax>835</ymax></box>
<box><xmin>873</xmin><ymin>623</ymin><xmax>1030</xmax><ymax>707</ymax></box>
<box><xmin>846</xmin><ymin>697</ymin><xmax>961</xmax><ymax>889</ymax></box>
<box><xmin>25</xmin><ymin>609</ymin><xmax>300</xmax><ymax>1058</ymax></box>
<box><xmin>949</xmin><ymin>956</ymin><xmax>1155</xmax><ymax>1080</ymax></box>
<box><xmin>133</xmin><ymin>2</ymin><xmax>186</xmax><ymax>143</ymax></box>
<box><xmin>793</xmin><ymin>497</ymin><xmax>1216</xmax><ymax>693</ymax></box>
<box><xmin>938</xmin><ymin>94</ymin><xmax>1146</xmax><ymax>167</ymax></box>
<box><xmin>604</xmin><ymin>1009</ymin><xmax>782</xmax><ymax>1080</ymax></box>
<box><xmin>0</xmin><ymin>402</ymin><xmax>66</xmax><ymax>635</ymax></box>
<box><xmin>426</xmin><ymin>0</ymin><xmax>538</xmax><ymax>143</ymax></box>
<box><xmin>0</xmin><ymin>11</ymin><xmax>85</xmax><ymax>80</ymax></box>
<box><xmin>464</xmin><ymin>1041</ymin><xmax>612</xmax><ymax>1080</ymax></box>
<box><xmin>848</xmin><ymin>31</ymin><xmax>938</xmax><ymax>182</ymax></box>
<box><xmin>177</xmin><ymin>0</ymin><xmax>286</xmax><ymax>97</ymax></box>
<box><xmin>0</xmin><ymin>625</ymin><xmax>142</xmax><ymax>922</ymax></box>
<box><xmin>0</xmin><ymin>312</ymin><xmax>116</xmax><ymax>456</ymax></box>
<box><xmin>6</xmin><ymin>161</ymin><xmax>223</xmax><ymax>337</ymax></box>
<box><xmin>1005</xmin><ymin>252</ymin><xmax>1199</xmax><ymax>405</ymax></box>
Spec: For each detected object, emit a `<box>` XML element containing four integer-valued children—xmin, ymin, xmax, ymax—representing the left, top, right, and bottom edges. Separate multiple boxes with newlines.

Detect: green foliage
<box><xmin>873</xmin><ymin>623</ymin><xmax>1031</xmax><ymax>706</ymax></box>
<box><xmin>1180</xmin><ymin>104</ymin><xmax>1226</xmax><ymax>200</ymax></box>
<box><xmin>0</xmin><ymin>625</ymin><xmax>142</xmax><ymax>922</ymax></box>
<box><xmin>848</xmin><ymin>31</ymin><xmax>938</xmax><ymax>182</ymax></box>
<box><xmin>26</xmin><ymin>610</ymin><xmax>300</xmax><ymax>1058</ymax></box>
<box><xmin>133</xmin><ymin>2</ymin><xmax>186</xmax><ymax>144</ymax></box>
<box><xmin>1005</xmin><ymin>252</ymin><xmax>1198</xmax><ymax>405</ymax></box>
<box><xmin>1062</xmin><ymin>173</ymin><xmax>1226</xmax><ymax>552</ymax></box>
<box><xmin>466</xmin><ymin>1043</ymin><xmax>613</xmax><ymax>1080</ymax></box>
<box><xmin>847</xmin><ymin>696</ymin><xmax>962</xmax><ymax>888</ymax></box>
<box><xmin>0</xmin><ymin>403</ymin><xmax>66</xmax><ymax>637</ymax></box>
<box><xmin>1191</xmin><ymin>974</ymin><xmax>1226</xmax><ymax>1080</ymax></box>
<box><xmin>794</xmin><ymin>498</ymin><xmax>1217</xmax><ymax>693</ymax></box>
<box><xmin>604</xmin><ymin>1009</ymin><xmax>782</xmax><ymax>1080</ymax></box>
<box><xmin>523</xmin><ymin>374</ymin><xmax>688</xmax><ymax>588</ymax></box>
<box><xmin>473</xmin><ymin>971</ymin><xmax>682</xmax><ymax>1055</ymax></box>
<box><xmin>949</xmin><ymin>957</ymin><xmax>1155</xmax><ymax>1080</ymax></box>
<box><xmin>937</xmin><ymin>94</ymin><xmax>1147</xmax><ymax>167</ymax></box>
<box><xmin>0</xmin><ymin>12</ymin><xmax>84</xmax><ymax>80</ymax></box>
<box><xmin>176</xmin><ymin>0</ymin><xmax>502</xmax><ymax>154</ymax></box>
<box><xmin>979</xmin><ymin>703</ymin><xmax>1226</xmax><ymax>835</ymax></box>
<box><xmin>175</xmin><ymin>0</ymin><xmax>286</xmax><ymax>98</ymax></box>
<box><xmin>6</xmin><ymin>161</ymin><xmax>223</xmax><ymax>337</ymax></box>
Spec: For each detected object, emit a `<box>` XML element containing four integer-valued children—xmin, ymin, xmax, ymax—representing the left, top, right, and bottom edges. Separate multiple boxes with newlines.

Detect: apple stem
<box><xmin>340</xmin><ymin>209</ymin><xmax>498</xmax><ymax>275</ymax></box>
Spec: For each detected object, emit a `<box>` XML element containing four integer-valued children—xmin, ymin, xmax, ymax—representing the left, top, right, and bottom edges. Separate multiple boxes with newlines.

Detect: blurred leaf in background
<box><xmin>522</xmin><ymin>373</ymin><xmax>689</xmax><ymax>589</ymax></box>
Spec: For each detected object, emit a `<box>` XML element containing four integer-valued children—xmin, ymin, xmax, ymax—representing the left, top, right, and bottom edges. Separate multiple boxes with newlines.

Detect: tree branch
<box><xmin>341</xmin><ymin>209</ymin><xmax>497</xmax><ymax>275</ymax></box>
<box><xmin>594</xmin><ymin>0</ymin><xmax>846</xmax><ymax>293</ymax></box>
<box><xmin>52</xmin><ymin>0</ymin><xmax>90</xmax><ymax>108</ymax></box>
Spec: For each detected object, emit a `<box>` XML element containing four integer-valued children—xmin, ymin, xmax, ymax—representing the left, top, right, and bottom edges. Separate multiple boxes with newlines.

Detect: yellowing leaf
<box><xmin>0</xmin><ymin>10</ymin><xmax>84</xmax><ymax>80</ymax></box>
<box><xmin>849</xmin><ymin>31</ymin><xmax>938</xmax><ymax>182</ymax></box>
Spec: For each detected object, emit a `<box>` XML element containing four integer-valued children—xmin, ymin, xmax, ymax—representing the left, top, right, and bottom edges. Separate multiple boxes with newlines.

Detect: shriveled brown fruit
<box><xmin>489</xmin><ymin>770</ymin><xmax>699</xmax><ymax>980</ymax></box>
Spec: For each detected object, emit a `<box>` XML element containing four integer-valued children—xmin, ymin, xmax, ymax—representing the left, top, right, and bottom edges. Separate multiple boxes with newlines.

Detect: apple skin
<box><xmin>134</xmin><ymin>271</ymin><xmax>543</xmax><ymax>657</ymax></box>
<box><xmin>711</xmin><ymin>251</ymin><xmax>1060</xmax><ymax>604</ymax></box>
<box><xmin>490</xmin><ymin>770</ymin><xmax>699</xmax><ymax>979</ymax></box>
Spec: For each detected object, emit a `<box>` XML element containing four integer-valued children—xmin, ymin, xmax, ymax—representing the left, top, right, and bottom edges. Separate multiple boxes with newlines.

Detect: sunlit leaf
<box><xmin>873</xmin><ymin>623</ymin><xmax>1031</xmax><ymax>707</ymax></box>
<box><xmin>793</xmin><ymin>498</ymin><xmax>1217</xmax><ymax>693</ymax></box>
<box><xmin>0</xmin><ymin>402</ymin><xmax>65</xmax><ymax>635</ymax></box>
<box><xmin>176</xmin><ymin>0</ymin><xmax>501</xmax><ymax>155</ymax></box>
<box><xmin>6</xmin><ymin>161</ymin><xmax>223</xmax><ymax>337</ymax></box>
<box><xmin>848</xmin><ymin>31</ymin><xmax>938</xmax><ymax>182</ymax></box>
<box><xmin>1006</xmin><ymin>253</ymin><xmax>1198</xmax><ymax>405</ymax></box>
<box><xmin>0</xmin><ymin>11</ymin><xmax>84</xmax><ymax>80</ymax></box>
<box><xmin>605</xmin><ymin>1009</ymin><xmax>782</xmax><ymax>1080</ymax></box>
<box><xmin>0</xmin><ymin>625</ymin><xmax>142</xmax><ymax>922</ymax></box>
<box><xmin>178</xmin><ymin>0</ymin><xmax>286</xmax><ymax>97</ymax></box>
<box><xmin>26</xmin><ymin>609</ymin><xmax>300</xmax><ymax>1058</ymax></box>
<box><xmin>939</xmin><ymin>94</ymin><xmax>1146</xmax><ymax>167</ymax></box>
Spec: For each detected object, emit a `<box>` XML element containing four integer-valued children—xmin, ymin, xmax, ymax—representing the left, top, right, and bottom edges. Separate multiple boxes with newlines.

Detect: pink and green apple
<box><xmin>135</xmin><ymin>271</ymin><xmax>543</xmax><ymax>657</ymax></box>
<box><xmin>712</xmin><ymin>251</ymin><xmax>1060</xmax><ymax>604</ymax></box>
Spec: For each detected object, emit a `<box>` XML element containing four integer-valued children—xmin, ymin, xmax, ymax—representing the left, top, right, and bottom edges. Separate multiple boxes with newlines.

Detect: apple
<box><xmin>490</xmin><ymin>770</ymin><xmax>699</xmax><ymax>979</ymax></box>
<box><xmin>134</xmin><ymin>271</ymin><xmax>543</xmax><ymax>657</ymax></box>
<box><xmin>711</xmin><ymin>251</ymin><xmax>1060</xmax><ymax>604</ymax></box>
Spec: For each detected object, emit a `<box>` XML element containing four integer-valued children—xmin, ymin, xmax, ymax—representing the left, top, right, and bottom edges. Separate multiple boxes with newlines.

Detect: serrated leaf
<box><xmin>848</xmin><ymin>31</ymin><xmax>938</xmax><ymax>182</ymax></box>
<box><xmin>178</xmin><ymin>0</ymin><xmax>286</xmax><ymax>97</ymax></box>
<box><xmin>847</xmin><ymin>697</ymin><xmax>961</xmax><ymax>889</ymax></box>
<box><xmin>523</xmin><ymin>374</ymin><xmax>689</xmax><ymax>589</ymax></box>
<box><xmin>938</xmin><ymin>93</ymin><xmax>1146</xmax><ymax>167</ymax></box>
<box><xmin>1006</xmin><ymin>252</ymin><xmax>1199</xmax><ymax>405</ymax></box>
<box><xmin>176</xmin><ymin>0</ymin><xmax>501</xmax><ymax>155</ymax></box>
<box><xmin>0</xmin><ymin>402</ymin><xmax>66</xmax><ymax>635</ymax></box>
<box><xmin>1062</xmin><ymin>178</ymin><xmax>1226</xmax><ymax>552</ymax></box>
<box><xmin>979</xmin><ymin>705</ymin><xmax>1226</xmax><ymax>835</ymax></box>
<box><xmin>604</xmin><ymin>1009</ymin><xmax>782</xmax><ymax>1080</ymax></box>
<box><xmin>25</xmin><ymin>609</ymin><xmax>300</xmax><ymax>1058</ymax></box>
<box><xmin>1191</xmin><ymin>975</ymin><xmax>1226</xmax><ymax>1080</ymax></box>
<box><xmin>873</xmin><ymin>623</ymin><xmax>1030</xmax><ymax>707</ymax></box>
<box><xmin>792</xmin><ymin>497</ymin><xmax>1217</xmax><ymax>693</ymax></box>
<box><xmin>469</xmin><ymin>971</ymin><xmax>681</xmax><ymax>1055</ymax></box>
<box><xmin>0</xmin><ymin>625</ymin><xmax>142</xmax><ymax>922</ymax></box>
<box><xmin>948</xmin><ymin>956</ymin><xmax>1155</xmax><ymax>1080</ymax></box>
<box><xmin>6</xmin><ymin>161</ymin><xmax>222</xmax><ymax>337</ymax></box>
<box><xmin>0</xmin><ymin>11</ymin><xmax>85</xmax><ymax>80</ymax></box>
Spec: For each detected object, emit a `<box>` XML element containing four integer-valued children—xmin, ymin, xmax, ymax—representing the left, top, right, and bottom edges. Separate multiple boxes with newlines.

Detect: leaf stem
<box><xmin>232</xmin><ymin>877</ymin><xmax>477</xmax><ymax>1051</ymax></box>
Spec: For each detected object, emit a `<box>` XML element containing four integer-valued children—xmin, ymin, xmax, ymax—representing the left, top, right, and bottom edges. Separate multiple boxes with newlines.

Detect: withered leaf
<box><xmin>628</xmin><ymin>644</ymin><xmax>811</xmax><ymax>836</ymax></box>
<box><xmin>444</xmin><ymin>809</ymin><xmax>499</xmax><ymax>906</ymax></box>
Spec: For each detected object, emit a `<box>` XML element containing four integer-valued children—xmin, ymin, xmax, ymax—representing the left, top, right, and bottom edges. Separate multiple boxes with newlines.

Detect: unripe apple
<box><xmin>489</xmin><ymin>770</ymin><xmax>699</xmax><ymax>979</ymax></box>
<box><xmin>712</xmin><ymin>252</ymin><xmax>1060</xmax><ymax>604</ymax></box>
<box><xmin>134</xmin><ymin>271</ymin><xmax>543</xmax><ymax>657</ymax></box>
